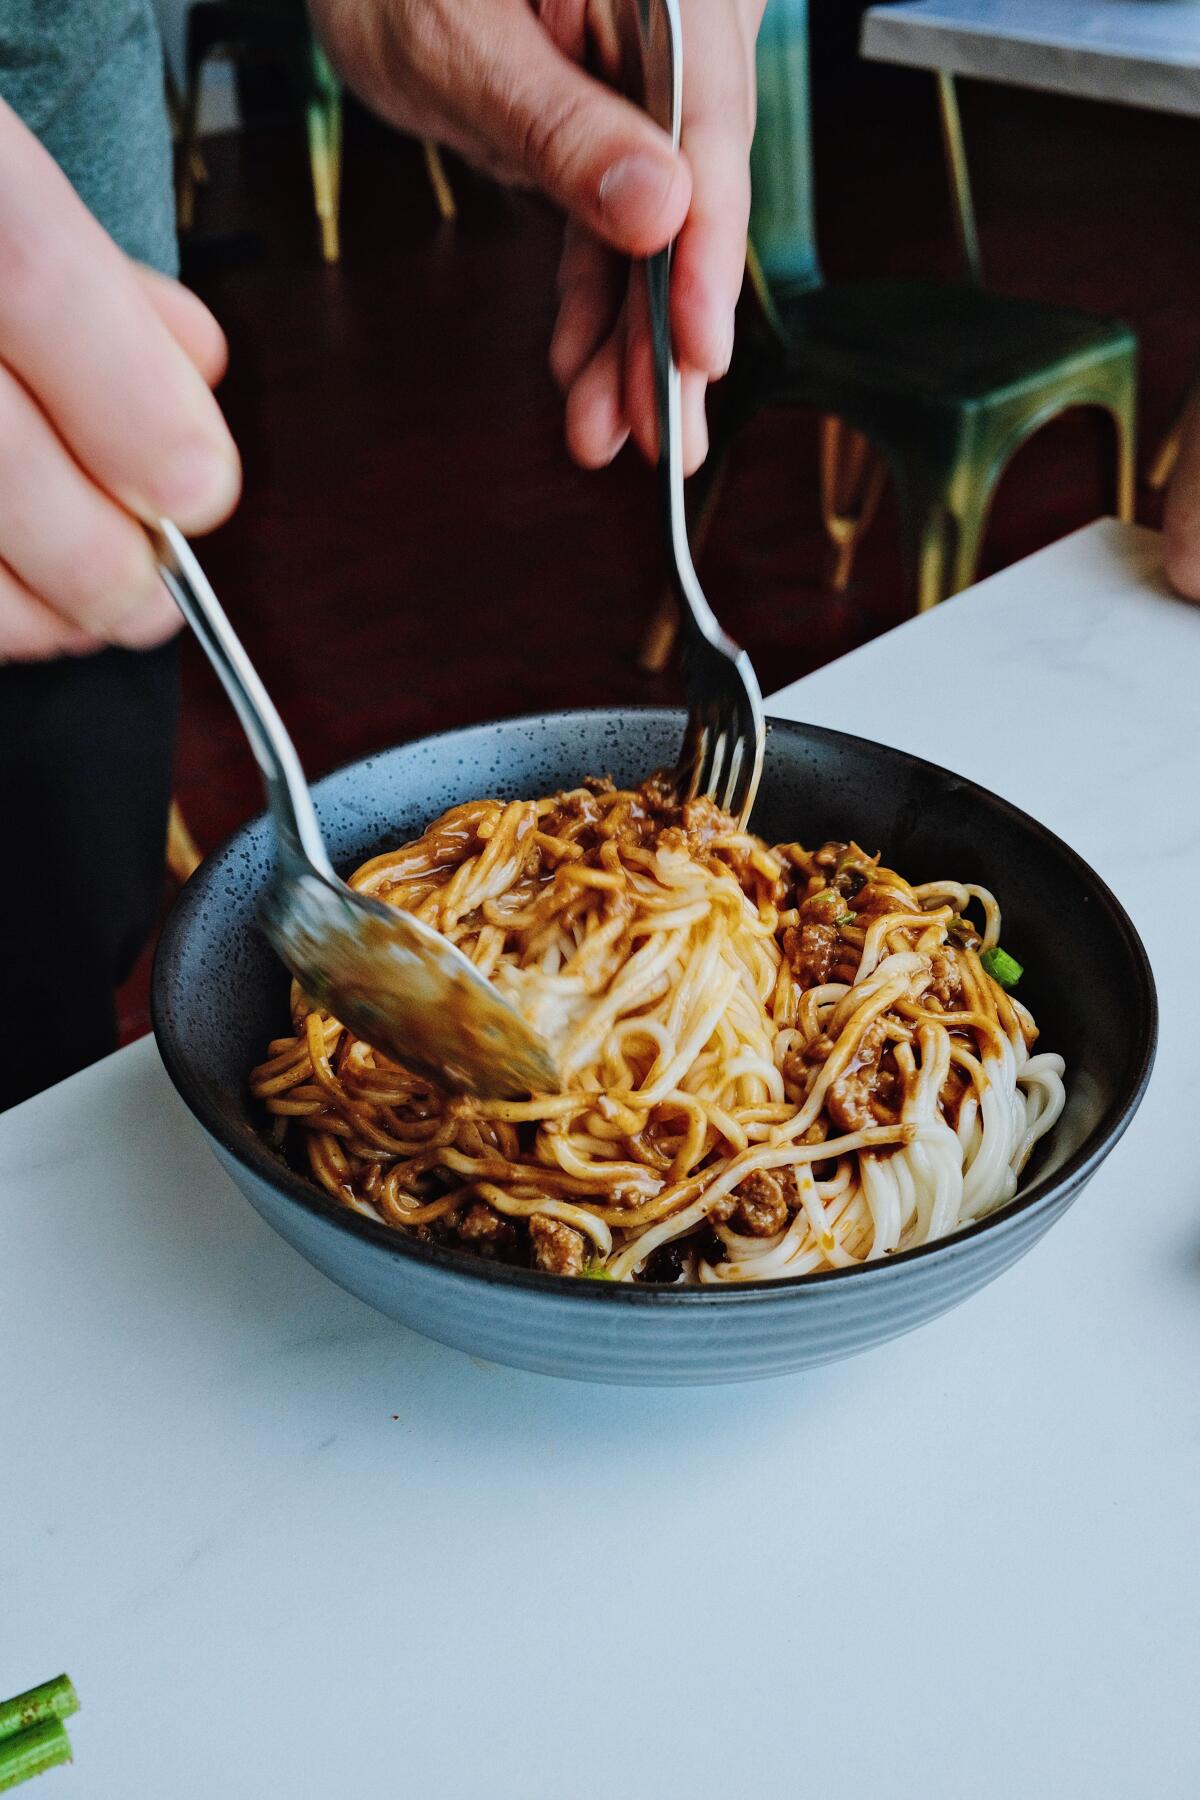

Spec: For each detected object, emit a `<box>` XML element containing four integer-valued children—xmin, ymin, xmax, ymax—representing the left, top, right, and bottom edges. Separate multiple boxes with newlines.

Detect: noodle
<box><xmin>250</xmin><ymin>778</ymin><xmax>1066</xmax><ymax>1283</ymax></box>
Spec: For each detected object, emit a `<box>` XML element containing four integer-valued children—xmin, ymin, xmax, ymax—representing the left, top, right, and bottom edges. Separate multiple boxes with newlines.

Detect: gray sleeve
<box><xmin>1</xmin><ymin>0</ymin><xmax>177</xmax><ymax>275</ymax></box>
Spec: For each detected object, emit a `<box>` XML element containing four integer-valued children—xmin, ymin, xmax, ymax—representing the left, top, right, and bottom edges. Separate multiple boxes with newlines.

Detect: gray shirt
<box><xmin>0</xmin><ymin>1</ymin><xmax>176</xmax><ymax>275</ymax></box>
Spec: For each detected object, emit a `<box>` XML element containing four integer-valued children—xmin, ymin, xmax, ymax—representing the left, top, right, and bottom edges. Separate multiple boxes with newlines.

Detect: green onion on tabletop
<box><xmin>0</xmin><ymin>1677</ymin><xmax>78</xmax><ymax>1793</ymax></box>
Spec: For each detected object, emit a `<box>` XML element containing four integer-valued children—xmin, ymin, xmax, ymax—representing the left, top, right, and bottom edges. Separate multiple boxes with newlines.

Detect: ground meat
<box><xmin>459</xmin><ymin>1202</ymin><xmax>508</xmax><ymax>1242</ymax></box>
<box><xmin>730</xmin><ymin>1169</ymin><xmax>792</xmax><ymax>1236</ymax></box>
<box><xmin>811</xmin><ymin>842</ymin><xmax>847</xmax><ymax>873</ymax></box>
<box><xmin>680</xmin><ymin>796</ymin><xmax>731</xmax><ymax>851</ymax></box>
<box><xmin>801</xmin><ymin>888</ymin><xmax>848</xmax><ymax>925</ymax></box>
<box><xmin>826</xmin><ymin>1018</ymin><xmax>896</xmax><ymax>1133</ymax></box>
<box><xmin>784</xmin><ymin>882</ymin><xmax>867</xmax><ymax>989</ymax></box>
<box><xmin>529</xmin><ymin>1214</ymin><xmax>586</xmax><ymax>1276</ymax></box>
<box><xmin>797</xmin><ymin>840</ymin><xmax>879</xmax><ymax>902</ymax></box>
<box><xmin>453</xmin><ymin>1202</ymin><xmax>518</xmax><ymax>1261</ymax></box>
<box><xmin>853</xmin><ymin>881</ymin><xmax>910</xmax><ymax>919</ymax></box>
<box><xmin>784</xmin><ymin>919</ymin><xmax>841</xmax><ymax>987</ymax></box>
<box><xmin>926</xmin><ymin>951</ymin><xmax>963</xmax><ymax>1010</ymax></box>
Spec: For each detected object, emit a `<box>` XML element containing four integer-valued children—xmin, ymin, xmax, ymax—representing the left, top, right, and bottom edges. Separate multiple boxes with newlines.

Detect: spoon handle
<box><xmin>151</xmin><ymin>520</ymin><xmax>334</xmax><ymax>879</ymax></box>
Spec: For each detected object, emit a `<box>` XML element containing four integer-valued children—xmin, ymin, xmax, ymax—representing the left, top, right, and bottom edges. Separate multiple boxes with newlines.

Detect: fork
<box><xmin>631</xmin><ymin>0</ymin><xmax>766</xmax><ymax>825</ymax></box>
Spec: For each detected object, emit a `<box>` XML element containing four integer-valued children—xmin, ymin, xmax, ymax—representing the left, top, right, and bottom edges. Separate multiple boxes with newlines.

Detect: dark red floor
<box><xmin>117</xmin><ymin>56</ymin><xmax>1200</xmax><ymax>1042</ymax></box>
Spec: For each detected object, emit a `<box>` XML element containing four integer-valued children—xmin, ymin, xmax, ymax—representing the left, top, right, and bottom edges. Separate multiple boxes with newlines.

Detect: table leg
<box><xmin>936</xmin><ymin>71</ymin><xmax>982</xmax><ymax>285</ymax></box>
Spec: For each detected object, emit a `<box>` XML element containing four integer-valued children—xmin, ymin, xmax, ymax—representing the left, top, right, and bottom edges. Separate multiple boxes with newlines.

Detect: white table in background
<box><xmin>861</xmin><ymin>0</ymin><xmax>1200</xmax><ymax>117</ymax></box>
<box><xmin>4</xmin><ymin>520</ymin><xmax>1199</xmax><ymax>1799</ymax></box>
<box><xmin>861</xmin><ymin>0</ymin><xmax>1200</xmax><ymax>467</ymax></box>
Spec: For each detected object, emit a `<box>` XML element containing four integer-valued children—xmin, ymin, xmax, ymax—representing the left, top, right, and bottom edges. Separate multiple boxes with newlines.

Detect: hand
<box><xmin>0</xmin><ymin>100</ymin><xmax>240</xmax><ymax>663</ymax></box>
<box><xmin>311</xmin><ymin>0</ymin><xmax>764</xmax><ymax>473</ymax></box>
<box><xmin>1164</xmin><ymin>396</ymin><xmax>1200</xmax><ymax>600</ymax></box>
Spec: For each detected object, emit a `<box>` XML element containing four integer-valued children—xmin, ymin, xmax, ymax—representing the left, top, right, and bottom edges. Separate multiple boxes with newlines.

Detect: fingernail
<box><xmin>599</xmin><ymin>153</ymin><xmax>680</xmax><ymax>231</ymax></box>
<box><xmin>155</xmin><ymin>440</ymin><xmax>240</xmax><ymax>519</ymax></box>
<box><xmin>599</xmin><ymin>426</ymin><xmax>629</xmax><ymax>468</ymax></box>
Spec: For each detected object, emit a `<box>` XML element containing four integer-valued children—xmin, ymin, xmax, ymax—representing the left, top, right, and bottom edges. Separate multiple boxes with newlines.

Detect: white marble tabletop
<box><xmin>862</xmin><ymin>1</ymin><xmax>1200</xmax><ymax>117</ymax></box>
<box><xmin>4</xmin><ymin>520</ymin><xmax>1199</xmax><ymax>1799</ymax></box>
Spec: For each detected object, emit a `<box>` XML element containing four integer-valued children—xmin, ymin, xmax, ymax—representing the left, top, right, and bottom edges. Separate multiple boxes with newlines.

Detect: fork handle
<box><xmin>151</xmin><ymin>520</ymin><xmax>335</xmax><ymax>880</ymax></box>
<box><xmin>636</xmin><ymin>0</ymin><xmax>740</xmax><ymax>658</ymax></box>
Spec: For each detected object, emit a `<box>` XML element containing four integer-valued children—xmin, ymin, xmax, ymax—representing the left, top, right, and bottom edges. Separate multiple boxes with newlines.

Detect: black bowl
<box><xmin>153</xmin><ymin>710</ymin><xmax>1156</xmax><ymax>1385</ymax></box>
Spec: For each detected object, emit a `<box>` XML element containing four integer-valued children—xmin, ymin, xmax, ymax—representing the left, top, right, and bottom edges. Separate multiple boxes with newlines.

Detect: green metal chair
<box><xmin>175</xmin><ymin>0</ymin><xmax>456</xmax><ymax>264</ymax></box>
<box><xmin>642</xmin><ymin>0</ymin><xmax>1136</xmax><ymax>664</ymax></box>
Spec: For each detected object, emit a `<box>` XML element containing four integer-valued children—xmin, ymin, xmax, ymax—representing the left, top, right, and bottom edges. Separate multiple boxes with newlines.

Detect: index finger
<box><xmin>669</xmin><ymin>0</ymin><xmax>757</xmax><ymax>376</ymax></box>
<box><xmin>0</xmin><ymin>100</ymin><xmax>240</xmax><ymax>532</ymax></box>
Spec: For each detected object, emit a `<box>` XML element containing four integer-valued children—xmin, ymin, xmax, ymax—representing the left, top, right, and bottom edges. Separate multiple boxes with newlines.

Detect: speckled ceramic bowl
<box><xmin>153</xmin><ymin>710</ymin><xmax>1156</xmax><ymax>1385</ymax></box>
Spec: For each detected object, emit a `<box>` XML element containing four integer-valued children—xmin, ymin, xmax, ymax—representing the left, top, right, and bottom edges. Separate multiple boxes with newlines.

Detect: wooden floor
<box><xmin>118</xmin><ymin>49</ymin><xmax>1200</xmax><ymax>1040</ymax></box>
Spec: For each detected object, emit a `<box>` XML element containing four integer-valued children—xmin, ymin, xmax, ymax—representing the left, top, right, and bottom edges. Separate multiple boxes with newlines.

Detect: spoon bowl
<box><xmin>152</xmin><ymin>521</ymin><xmax>558</xmax><ymax>1099</ymax></box>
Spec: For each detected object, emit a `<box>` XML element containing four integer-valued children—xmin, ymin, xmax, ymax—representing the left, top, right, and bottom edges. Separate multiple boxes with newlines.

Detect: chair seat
<box><xmin>766</xmin><ymin>277</ymin><xmax>1135</xmax><ymax>408</ymax></box>
<box><xmin>187</xmin><ymin>1</ymin><xmax>307</xmax><ymax>70</ymax></box>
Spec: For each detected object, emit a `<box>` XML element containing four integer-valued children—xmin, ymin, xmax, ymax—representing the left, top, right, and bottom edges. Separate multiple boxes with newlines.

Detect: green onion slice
<box><xmin>980</xmin><ymin>945</ymin><xmax>1023</xmax><ymax>990</ymax></box>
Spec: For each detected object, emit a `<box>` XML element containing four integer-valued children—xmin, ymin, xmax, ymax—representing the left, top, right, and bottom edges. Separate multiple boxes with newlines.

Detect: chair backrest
<box><xmin>751</xmin><ymin>0</ymin><xmax>822</xmax><ymax>297</ymax></box>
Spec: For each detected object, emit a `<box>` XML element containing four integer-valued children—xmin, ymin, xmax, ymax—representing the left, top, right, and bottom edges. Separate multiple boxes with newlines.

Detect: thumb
<box><xmin>476</xmin><ymin>9</ymin><xmax>691</xmax><ymax>254</ymax></box>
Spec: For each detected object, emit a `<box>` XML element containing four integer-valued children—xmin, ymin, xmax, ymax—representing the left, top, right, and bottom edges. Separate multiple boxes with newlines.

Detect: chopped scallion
<box><xmin>980</xmin><ymin>945</ymin><xmax>1023</xmax><ymax>990</ymax></box>
<box><xmin>0</xmin><ymin>1678</ymin><xmax>78</xmax><ymax>1746</ymax></box>
<box><xmin>0</xmin><ymin>1720</ymin><xmax>72</xmax><ymax>1795</ymax></box>
<box><xmin>0</xmin><ymin>1676</ymin><xmax>78</xmax><ymax>1794</ymax></box>
<box><xmin>836</xmin><ymin>912</ymin><xmax>857</xmax><ymax>927</ymax></box>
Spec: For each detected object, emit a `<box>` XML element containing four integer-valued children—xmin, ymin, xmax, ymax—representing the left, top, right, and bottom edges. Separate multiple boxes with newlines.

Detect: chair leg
<box><xmin>1147</xmin><ymin>418</ymin><xmax>1182</xmax><ymax>493</ymax></box>
<box><xmin>1114</xmin><ymin>403</ymin><xmax>1136</xmax><ymax>522</ymax></box>
<box><xmin>175</xmin><ymin>69</ymin><xmax>204</xmax><ymax>232</ymax></box>
<box><xmin>307</xmin><ymin>89</ymin><xmax>343</xmax><ymax>263</ymax></box>
<box><xmin>913</xmin><ymin>481</ymin><xmax>992</xmax><ymax>609</ymax></box>
<box><xmin>914</xmin><ymin>508</ymin><xmax>953</xmax><ymax>614</ymax></box>
<box><xmin>818</xmin><ymin>417</ymin><xmax>887</xmax><ymax>593</ymax></box>
<box><xmin>947</xmin><ymin>493</ymin><xmax>991</xmax><ymax>597</ymax></box>
<box><xmin>167</xmin><ymin>799</ymin><xmax>202</xmax><ymax>885</ymax></box>
<box><xmin>164</xmin><ymin>61</ymin><xmax>207</xmax><ymax>190</ymax></box>
<box><xmin>422</xmin><ymin>141</ymin><xmax>457</xmax><ymax>222</ymax></box>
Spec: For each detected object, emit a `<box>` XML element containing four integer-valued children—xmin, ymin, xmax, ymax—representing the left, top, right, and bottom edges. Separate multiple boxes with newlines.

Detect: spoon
<box><xmin>152</xmin><ymin>521</ymin><xmax>559</xmax><ymax>1099</ymax></box>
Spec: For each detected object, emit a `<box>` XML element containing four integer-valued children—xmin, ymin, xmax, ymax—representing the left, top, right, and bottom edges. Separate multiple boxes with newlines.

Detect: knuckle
<box><xmin>513</xmin><ymin>88</ymin><xmax>593</xmax><ymax>186</ymax></box>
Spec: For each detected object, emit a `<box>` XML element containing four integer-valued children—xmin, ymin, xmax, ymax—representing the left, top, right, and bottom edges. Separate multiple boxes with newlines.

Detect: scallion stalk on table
<box><xmin>0</xmin><ymin>1677</ymin><xmax>78</xmax><ymax>1792</ymax></box>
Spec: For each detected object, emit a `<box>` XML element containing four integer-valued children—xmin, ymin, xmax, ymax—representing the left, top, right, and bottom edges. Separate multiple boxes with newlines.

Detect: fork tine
<box><xmin>676</xmin><ymin>708</ymin><xmax>708</xmax><ymax>801</ymax></box>
<box><xmin>730</xmin><ymin>689</ymin><xmax>766</xmax><ymax>825</ymax></box>
<box><xmin>695</xmin><ymin>700</ymin><xmax>728</xmax><ymax>804</ymax></box>
<box><xmin>698</xmin><ymin>709</ymin><xmax>726</xmax><ymax>802</ymax></box>
<box><xmin>720</xmin><ymin>732</ymin><xmax>746</xmax><ymax>815</ymax></box>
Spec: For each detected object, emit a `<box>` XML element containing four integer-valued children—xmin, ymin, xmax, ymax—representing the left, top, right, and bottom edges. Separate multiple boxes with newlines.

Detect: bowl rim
<box><xmin>152</xmin><ymin>706</ymin><xmax>1158</xmax><ymax>1306</ymax></box>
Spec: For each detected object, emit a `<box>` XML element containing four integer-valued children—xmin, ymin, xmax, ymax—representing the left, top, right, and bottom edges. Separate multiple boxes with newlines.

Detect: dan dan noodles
<box><xmin>250</xmin><ymin>779</ymin><xmax>1066</xmax><ymax>1283</ymax></box>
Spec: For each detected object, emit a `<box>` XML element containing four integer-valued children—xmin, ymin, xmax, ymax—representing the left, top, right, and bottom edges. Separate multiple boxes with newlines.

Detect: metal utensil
<box><xmin>619</xmin><ymin>0</ymin><xmax>765</xmax><ymax>824</ymax></box>
<box><xmin>151</xmin><ymin>521</ymin><xmax>559</xmax><ymax>1099</ymax></box>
